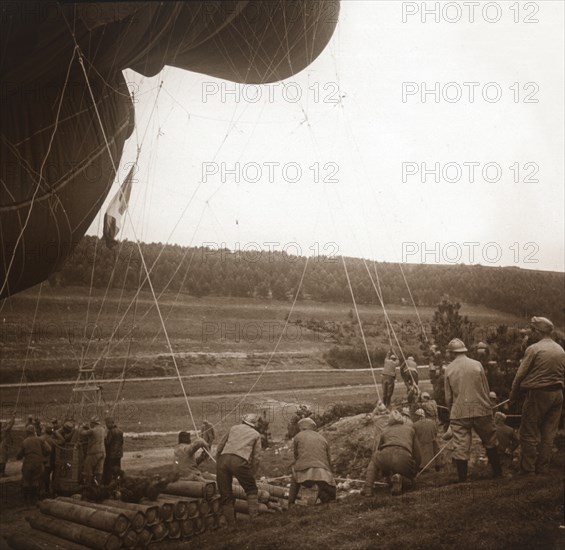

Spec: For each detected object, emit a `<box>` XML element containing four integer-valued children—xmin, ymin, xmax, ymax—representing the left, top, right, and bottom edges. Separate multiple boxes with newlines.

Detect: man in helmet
<box><xmin>401</xmin><ymin>356</ymin><xmax>419</xmax><ymax>387</ymax></box>
<box><xmin>413</xmin><ymin>408</ymin><xmax>439</xmax><ymax>472</ymax></box>
<box><xmin>509</xmin><ymin>317</ymin><xmax>565</xmax><ymax>475</ymax></box>
<box><xmin>39</xmin><ymin>426</ymin><xmax>57</xmax><ymax>496</ymax></box>
<box><xmin>444</xmin><ymin>338</ymin><xmax>502</xmax><ymax>482</ymax></box>
<box><xmin>173</xmin><ymin>431</ymin><xmax>210</xmax><ymax>481</ymax></box>
<box><xmin>361</xmin><ymin>410</ymin><xmax>421</xmax><ymax>497</ymax></box>
<box><xmin>286</xmin><ymin>404</ymin><xmax>312</xmax><ymax>439</ymax></box>
<box><xmin>371</xmin><ymin>400</ymin><xmax>388</xmax><ymax>416</ymax></box>
<box><xmin>80</xmin><ymin>416</ymin><xmax>106</xmax><ymax>486</ymax></box>
<box><xmin>216</xmin><ymin>414</ymin><xmax>262</xmax><ymax>527</ymax></box>
<box><xmin>288</xmin><ymin>417</ymin><xmax>336</xmax><ymax>506</ymax></box>
<box><xmin>420</xmin><ymin>392</ymin><xmax>438</xmax><ymax>424</ymax></box>
<box><xmin>103</xmin><ymin>417</ymin><xmax>124</xmax><ymax>485</ymax></box>
<box><xmin>16</xmin><ymin>424</ymin><xmax>51</xmax><ymax>504</ymax></box>
<box><xmin>54</xmin><ymin>420</ymin><xmax>77</xmax><ymax>444</ymax></box>
<box><xmin>382</xmin><ymin>351</ymin><xmax>398</xmax><ymax>407</ymax></box>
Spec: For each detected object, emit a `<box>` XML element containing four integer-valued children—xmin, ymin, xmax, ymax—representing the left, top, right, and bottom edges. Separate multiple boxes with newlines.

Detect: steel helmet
<box><xmin>529</xmin><ymin>316</ymin><xmax>553</xmax><ymax>333</ymax></box>
<box><xmin>297</xmin><ymin>417</ymin><xmax>317</xmax><ymax>431</ymax></box>
<box><xmin>447</xmin><ymin>338</ymin><xmax>468</xmax><ymax>353</ymax></box>
<box><xmin>242</xmin><ymin>413</ymin><xmax>259</xmax><ymax>429</ymax></box>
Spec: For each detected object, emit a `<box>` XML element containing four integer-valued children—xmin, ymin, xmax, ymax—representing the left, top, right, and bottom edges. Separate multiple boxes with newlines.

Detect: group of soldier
<box><xmin>2</xmin><ymin>414</ymin><xmax>124</xmax><ymax>504</ymax></box>
<box><xmin>2</xmin><ymin>315</ymin><xmax>562</xmax><ymax>527</ymax></box>
<box><xmin>362</xmin><ymin>315</ymin><xmax>563</xmax><ymax>495</ymax></box>
<box><xmin>211</xmin><ymin>314</ymin><xmax>563</xmax><ymax>524</ymax></box>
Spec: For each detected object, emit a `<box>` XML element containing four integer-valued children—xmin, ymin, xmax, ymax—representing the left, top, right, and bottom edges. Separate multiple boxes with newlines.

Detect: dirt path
<box><xmin>0</xmin><ymin>367</ymin><xmax>396</xmax><ymax>389</ymax></box>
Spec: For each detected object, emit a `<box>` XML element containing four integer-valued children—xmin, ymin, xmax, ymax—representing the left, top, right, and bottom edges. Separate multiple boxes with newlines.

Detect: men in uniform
<box><xmin>494</xmin><ymin>412</ymin><xmax>518</xmax><ymax>461</ymax></box>
<box><xmin>39</xmin><ymin>426</ymin><xmax>57</xmax><ymax>495</ymax></box>
<box><xmin>382</xmin><ymin>351</ymin><xmax>398</xmax><ymax>408</ymax></box>
<box><xmin>54</xmin><ymin>420</ymin><xmax>77</xmax><ymax>444</ymax></box>
<box><xmin>200</xmin><ymin>420</ymin><xmax>215</xmax><ymax>448</ymax></box>
<box><xmin>216</xmin><ymin>414</ymin><xmax>262</xmax><ymax>527</ymax></box>
<box><xmin>402</xmin><ymin>356</ymin><xmax>419</xmax><ymax>386</ymax></box>
<box><xmin>17</xmin><ymin>425</ymin><xmax>51</xmax><ymax>504</ymax></box>
<box><xmin>288</xmin><ymin>417</ymin><xmax>336</xmax><ymax>506</ymax></box>
<box><xmin>0</xmin><ymin>413</ymin><xmax>15</xmax><ymax>477</ymax></box>
<box><xmin>413</xmin><ymin>408</ymin><xmax>439</xmax><ymax>472</ymax></box>
<box><xmin>509</xmin><ymin>316</ymin><xmax>565</xmax><ymax>474</ymax></box>
<box><xmin>80</xmin><ymin>416</ymin><xmax>106</xmax><ymax>486</ymax></box>
<box><xmin>420</xmin><ymin>392</ymin><xmax>438</xmax><ymax>424</ymax></box>
<box><xmin>286</xmin><ymin>404</ymin><xmax>312</xmax><ymax>439</ymax></box>
<box><xmin>362</xmin><ymin>410</ymin><xmax>421</xmax><ymax>496</ymax></box>
<box><xmin>444</xmin><ymin>338</ymin><xmax>502</xmax><ymax>482</ymax></box>
<box><xmin>103</xmin><ymin>417</ymin><xmax>124</xmax><ymax>485</ymax></box>
<box><xmin>174</xmin><ymin>431</ymin><xmax>210</xmax><ymax>481</ymax></box>
<box><xmin>256</xmin><ymin>410</ymin><xmax>271</xmax><ymax>449</ymax></box>
<box><xmin>401</xmin><ymin>407</ymin><xmax>413</xmax><ymax>425</ymax></box>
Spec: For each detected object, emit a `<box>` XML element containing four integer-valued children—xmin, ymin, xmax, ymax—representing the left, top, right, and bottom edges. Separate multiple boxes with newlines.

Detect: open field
<box><xmin>0</xmin><ymin>286</ymin><xmax>526</xmax><ymax>383</ymax></box>
<box><xmin>1</xmin><ymin>288</ymin><xmax>563</xmax><ymax>549</ymax></box>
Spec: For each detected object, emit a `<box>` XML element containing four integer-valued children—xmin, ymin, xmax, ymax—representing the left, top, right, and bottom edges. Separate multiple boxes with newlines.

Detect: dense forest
<box><xmin>48</xmin><ymin>236</ymin><xmax>565</xmax><ymax>325</ymax></box>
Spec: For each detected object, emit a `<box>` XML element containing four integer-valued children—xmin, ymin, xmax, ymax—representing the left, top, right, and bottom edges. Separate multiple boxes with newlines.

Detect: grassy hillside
<box><xmin>0</xmin><ymin>287</ymin><xmax>525</xmax><ymax>383</ymax></box>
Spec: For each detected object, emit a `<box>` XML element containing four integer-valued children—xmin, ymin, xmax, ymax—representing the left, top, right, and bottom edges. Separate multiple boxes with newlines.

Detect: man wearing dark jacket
<box><xmin>509</xmin><ymin>317</ymin><xmax>565</xmax><ymax>474</ymax></box>
<box><xmin>288</xmin><ymin>417</ymin><xmax>336</xmax><ymax>506</ymax></box>
<box><xmin>103</xmin><ymin>417</ymin><xmax>124</xmax><ymax>485</ymax></box>
<box><xmin>0</xmin><ymin>413</ymin><xmax>15</xmax><ymax>477</ymax></box>
<box><xmin>81</xmin><ymin>416</ymin><xmax>106</xmax><ymax>486</ymax></box>
<box><xmin>17</xmin><ymin>425</ymin><xmax>51</xmax><ymax>504</ymax></box>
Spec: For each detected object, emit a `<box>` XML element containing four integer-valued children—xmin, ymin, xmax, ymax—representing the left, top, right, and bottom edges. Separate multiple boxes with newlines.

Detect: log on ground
<box><xmin>38</xmin><ymin>499</ymin><xmax>130</xmax><ymax>536</ymax></box>
<box><xmin>26</xmin><ymin>514</ymin><xmax>122</xmax><ymax>550</ymax></box>
<box><xmin>55</xmin><ymin>497</ymin><xmax>147</xmax><ymax>531</ymax></box>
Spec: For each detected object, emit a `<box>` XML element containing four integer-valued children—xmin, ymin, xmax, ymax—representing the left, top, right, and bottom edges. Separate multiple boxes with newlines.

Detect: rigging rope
<box><xmin>340</xmin><ymin>256</ymin><xmax>381</xmax><ymax>401</ymax></box>
<box><xmin>14</xmin><ymin>282</ymin><xmax>43</xmax><ymax>414</ymax></box>
<box><xmin>64</xmin><ymin>29</ymin><xmax>201</xmax><ymax>432</ymax></box>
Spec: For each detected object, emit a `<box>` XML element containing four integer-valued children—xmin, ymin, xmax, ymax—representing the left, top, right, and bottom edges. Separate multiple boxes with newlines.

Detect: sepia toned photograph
<box><xmin>0</xmin><ymin>1</ymin><xmax>563</xmax><ymax>549</ymax></box>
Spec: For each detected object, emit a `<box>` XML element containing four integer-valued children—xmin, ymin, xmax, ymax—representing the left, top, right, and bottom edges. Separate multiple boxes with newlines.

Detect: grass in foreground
<box><xmin>191</xmin><ymin>464</ymin><xmax>564</xmax><ymax>550</ymax></box>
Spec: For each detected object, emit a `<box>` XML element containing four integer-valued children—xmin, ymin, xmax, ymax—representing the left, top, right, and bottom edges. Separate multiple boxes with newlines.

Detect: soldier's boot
<box><xmin>486</xmin><ymin>447</ymin><xmax>502</xmax><ymax>478</ymax></box>
<box><xmin>361</xmin><ymin>464</ymin><xmax>377</xmax><ymax>497</ymax></box>
<box><xmin>247</xmin><ymin>493</ymin><xmax>260</xmax><ymax>520</ymax></box>
<box><xmin>287</xmin><ymin>481</ymin><xmax>300</xmax><ymax>507</ymax></box>
<box><xmin>222</xmin><ymin>502</ymin><xmax>236</xmax><ymax>531</ymax></box>
<box><xmin>93</xmin><ymin>474</ymin><xmax>101</xmax><ymax>486</ymax></box>
<box><xmin>454</xmin><ymin>459</ymin><xmax>468</xmax><ymax>483</ymax></box>
<box><xmin>30</xmin><ymin>487</ymin><xmax>40</xmax><ymax>505</ymax></box>
<box><xmin>390</xmin><ymin>474</ymin><xmax>403</xmax><ymax>496</ymax></box>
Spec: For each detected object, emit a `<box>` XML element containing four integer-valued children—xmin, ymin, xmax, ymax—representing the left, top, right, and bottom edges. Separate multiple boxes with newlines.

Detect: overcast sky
<box><xmin>89</xmin><ymin>0</ymin><xmax>564</xmax><ymax>273</ymax></box>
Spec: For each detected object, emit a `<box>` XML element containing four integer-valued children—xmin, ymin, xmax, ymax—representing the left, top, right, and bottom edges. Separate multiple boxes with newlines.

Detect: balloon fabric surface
<box><xmin>0</xmin><ymin>0</ymin><xmax>339</xmax><ymax>297</ymax></box>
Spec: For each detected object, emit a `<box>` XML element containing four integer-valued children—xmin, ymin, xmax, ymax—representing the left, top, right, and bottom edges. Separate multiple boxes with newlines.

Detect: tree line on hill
<box><xmin>49</xmin><ymin>236</ymin><xmax>565</xmax><ymax>325</ymax></box>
